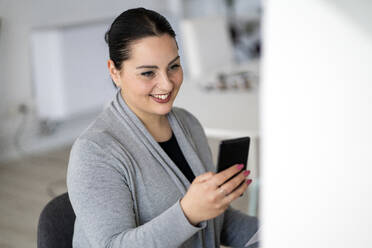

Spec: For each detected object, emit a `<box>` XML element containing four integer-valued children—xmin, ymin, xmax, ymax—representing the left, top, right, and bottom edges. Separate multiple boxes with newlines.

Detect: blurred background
<box><xmin>1</xmin><ymin>0</ymin><xmax>372</xmax><ymax>248</ymax></box>
<box><xmin>0</xmin><ymin>0</ymin><xmax>261</xmax><ymax>247</ymax></box>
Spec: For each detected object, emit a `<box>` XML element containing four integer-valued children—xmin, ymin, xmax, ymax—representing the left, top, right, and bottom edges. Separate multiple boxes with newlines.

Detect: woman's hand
<box><xmin>180</xmin><ymin>164</ymin><xmax>252</xmax><ymax>226</ymax></box>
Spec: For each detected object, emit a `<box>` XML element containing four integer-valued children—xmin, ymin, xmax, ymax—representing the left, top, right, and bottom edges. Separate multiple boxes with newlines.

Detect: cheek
<box><xmin>173</xmin><ymin>70</ymin><xmax>183</xmax><ymax>85</ymax></box>
<box><xmin>126</xmin><ymin>75</ymin><xmax>153</xmax><ymax>95</ymax></box>
<box><xmin>138</xmin><ymin>80</ymin><xmax>155</xmax><ymax>95</ymax></box>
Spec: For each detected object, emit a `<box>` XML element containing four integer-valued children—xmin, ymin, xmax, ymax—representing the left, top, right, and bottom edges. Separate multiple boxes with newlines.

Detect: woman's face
<box><xmin>108</xmin><ymin>34</ymin><xmax>183</xmax><ymax>124</ymax></box>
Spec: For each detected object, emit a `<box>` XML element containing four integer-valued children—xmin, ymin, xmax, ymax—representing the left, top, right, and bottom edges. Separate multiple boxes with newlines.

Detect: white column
<box><xmin>261</xmin><ymin>1</ymin><xmax>372</xmax><ymax>247</ymax></box>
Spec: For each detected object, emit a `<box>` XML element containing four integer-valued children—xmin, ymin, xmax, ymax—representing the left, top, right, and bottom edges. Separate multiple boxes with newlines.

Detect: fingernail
<box><xmin>237</xmin><ymin>164</ymin><xmax>244</xmax><ymax>170</ymax></box>
<box><xmin>246</xmin><ymin>179</ymin><xmax>252</xmax><ymax>185</ymax></box>
<box><xmin>243</xmin><ymin>170</ymin><xmax>250</xmax><ymax>177</ymax></box>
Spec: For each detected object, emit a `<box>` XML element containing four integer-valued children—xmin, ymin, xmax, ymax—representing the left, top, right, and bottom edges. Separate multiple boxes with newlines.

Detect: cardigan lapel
<box><xmin>168</xmin><ymin>110</ymin><xmax>208</xmax><ymax>179</ymax></box>
<box><xmin>110</xmin><ymin>90</ymin><xmax>207</xmax><ymax>195</ymax></box>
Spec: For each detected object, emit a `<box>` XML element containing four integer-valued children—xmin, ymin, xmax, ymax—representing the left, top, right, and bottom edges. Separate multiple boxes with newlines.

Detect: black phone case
<box><xmin>217</xmin><ymin>137</ymin><xmax>250</xmax><ymax>196</ymax></box>
<box><xmin>217</xmin><ymin>136</ymin><xmax>250</xmax><ymax>173</ymax></box>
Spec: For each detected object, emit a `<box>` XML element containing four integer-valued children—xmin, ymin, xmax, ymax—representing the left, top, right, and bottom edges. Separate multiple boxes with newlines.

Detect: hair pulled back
<box><xmin>105</xmin><ymin>7</ymin><xmax>176</xmax><ymax>71</ymax></box>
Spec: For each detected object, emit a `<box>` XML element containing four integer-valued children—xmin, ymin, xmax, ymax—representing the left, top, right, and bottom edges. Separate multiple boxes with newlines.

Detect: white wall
<box><xmin>182</xmin><ymin>0</ymin><xmax>261</xmax><ymax>19</ymax></box>
<box><xmin>262</xmin><ymin>0</ymin><xmax>372</xmax><ymax>247</ymax></box>
<box><xmin>0</xmin><ymin>0</ymin><xmax>33</xmax><ymax>115</ymax></box>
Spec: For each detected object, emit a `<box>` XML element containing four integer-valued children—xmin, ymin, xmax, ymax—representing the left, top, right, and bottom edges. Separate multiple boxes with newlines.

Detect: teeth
<box><xmin>151</xmin><ymin>93</ymin><xmax>170</xmax><ymax>100</ymax></box>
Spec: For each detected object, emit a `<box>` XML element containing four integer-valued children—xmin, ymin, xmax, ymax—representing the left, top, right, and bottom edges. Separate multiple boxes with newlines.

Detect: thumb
<box><xmin>193</xmin><ymin>171</ymin><xmax>215</xmax><ymax>183</ymax></box>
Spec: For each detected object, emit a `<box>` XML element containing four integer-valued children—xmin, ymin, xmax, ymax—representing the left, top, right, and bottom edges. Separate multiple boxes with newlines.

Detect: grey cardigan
<box><xmin>67</xmin><ymin>90</ymin><xmax>259</xmax><ymax>248</ymax></box>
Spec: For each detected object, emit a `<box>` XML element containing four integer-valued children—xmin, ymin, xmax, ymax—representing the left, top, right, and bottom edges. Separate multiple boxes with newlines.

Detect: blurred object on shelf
<box><xmin>196</xmin><ymin>60</ymin><xmax>259</xmax><ymax>92</ymax></box>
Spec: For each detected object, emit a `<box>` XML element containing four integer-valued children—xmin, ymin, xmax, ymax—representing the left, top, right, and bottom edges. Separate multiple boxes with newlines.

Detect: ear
<box><xmin>107</xmin><ymin>59</ymin><xmax>121</xmax><ymax>87</ymax></box>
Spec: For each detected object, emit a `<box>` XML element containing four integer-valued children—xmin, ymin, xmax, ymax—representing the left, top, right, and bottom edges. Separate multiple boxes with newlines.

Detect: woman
<box><xmin>67</xmin><ymin>7</ymin><xmax>259</xmax><ymax>248</ymax></box>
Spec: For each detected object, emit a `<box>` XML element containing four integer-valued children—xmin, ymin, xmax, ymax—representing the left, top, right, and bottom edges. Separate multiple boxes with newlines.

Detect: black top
<box><xmin>158</xmin><ymin>131</ymin><xmax>196</xmax><ymax>183</ymax></box>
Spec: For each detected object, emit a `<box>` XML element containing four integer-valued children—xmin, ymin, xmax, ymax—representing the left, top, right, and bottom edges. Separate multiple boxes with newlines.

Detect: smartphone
<box><xmin>217</xmin><ymin>136</ymin><xmax>250</xmax><ymax>195</ymax></box>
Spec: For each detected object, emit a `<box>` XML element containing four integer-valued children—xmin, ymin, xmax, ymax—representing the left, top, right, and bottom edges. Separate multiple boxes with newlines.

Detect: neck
<box><xmin>120</xmin><ymin>92</ymin><xmax>171</xmax><ymax>134</ymax></box>
<box><xmin>141</xmin><ymin>115</ymin><xmax>172</xmax><ymax>142</ymax></box>
<box><xmin>142</xmin><ymin>114</ymin><xmax>169</xmax><ymax>130</ymax></box>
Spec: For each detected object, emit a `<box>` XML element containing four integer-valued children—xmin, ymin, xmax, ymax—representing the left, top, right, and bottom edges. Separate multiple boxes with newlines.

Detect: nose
<box><xmin>157</xmin><ymin>72</ymin><xmax>173</xmax><ymax>92</ymax></box>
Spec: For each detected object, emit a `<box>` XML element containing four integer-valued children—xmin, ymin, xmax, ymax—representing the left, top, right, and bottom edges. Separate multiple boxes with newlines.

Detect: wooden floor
<box><xmin>0</xmin><ymin>146</ymin><xmax>71</xmax><ymax>248</ymax></box>
<box><xmin>0</xmin><ymin>138</ymin><xmax>251</xmax><ymax>248</ymax></box>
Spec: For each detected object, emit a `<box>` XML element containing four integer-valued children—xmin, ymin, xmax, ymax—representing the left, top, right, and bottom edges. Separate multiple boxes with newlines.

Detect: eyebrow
<box><xmin>136</xmin><ymin>55</ymin><xmax>180</xmax><ymax>69</ymax></box>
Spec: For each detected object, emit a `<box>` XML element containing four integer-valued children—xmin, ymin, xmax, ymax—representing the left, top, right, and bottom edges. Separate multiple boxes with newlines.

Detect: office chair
<box><xmin>37</xmin><ymin>192</ymin><xmax>75</xmax><ymax>248</ymax></box>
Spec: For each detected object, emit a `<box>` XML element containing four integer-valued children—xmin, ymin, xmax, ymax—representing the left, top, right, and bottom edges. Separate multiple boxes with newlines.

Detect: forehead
<box><xmin>127</xmin><ymin>34</ymin><xmax>179</xmax><ymax>65</ymax></box>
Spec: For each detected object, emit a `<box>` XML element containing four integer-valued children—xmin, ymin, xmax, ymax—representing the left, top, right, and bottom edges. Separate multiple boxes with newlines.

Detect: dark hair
<box><xmin>105</xmin><ymin>7</ymin><xmax>176</xmax><ymax>71</ymax></box>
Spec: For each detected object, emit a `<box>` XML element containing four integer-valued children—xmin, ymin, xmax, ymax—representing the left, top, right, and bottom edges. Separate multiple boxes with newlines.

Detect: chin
<box><xmin>158</xmin><ymin>107</ymin><xmax>172</xmax><ymax>115</ymax></box>
<box><xmin>157</xmin><ymin>104</ymin><xmax>173</xmax><ymax>114</ymax></box>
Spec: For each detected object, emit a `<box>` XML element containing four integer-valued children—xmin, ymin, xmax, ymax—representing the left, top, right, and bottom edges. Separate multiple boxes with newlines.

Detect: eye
<box><xmin>141</xmin><ymin>71</ymin><xmax>155</xmax><ymax>77</ymax></box>
<box><xmin>169</xmin><ymin>64</ymin><xmax>180</xmax><ymax>71</ymax></box>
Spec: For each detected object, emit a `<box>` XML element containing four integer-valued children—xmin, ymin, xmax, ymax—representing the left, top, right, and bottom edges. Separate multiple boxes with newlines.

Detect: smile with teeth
<box><xmin>150</xmin><ymin>93</ymin><xmax>171</xmax><ymax>100</ymax></box>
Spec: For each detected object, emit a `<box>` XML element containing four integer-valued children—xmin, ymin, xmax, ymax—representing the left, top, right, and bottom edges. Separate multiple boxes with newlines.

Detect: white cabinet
<box><xmin>30</xmin><ymin>21</ymin><xmax>115</xmax><ymax>121</ymax></box>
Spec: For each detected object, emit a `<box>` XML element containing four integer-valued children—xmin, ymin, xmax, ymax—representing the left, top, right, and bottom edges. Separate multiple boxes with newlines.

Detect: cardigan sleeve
<box><xmin>67</xmin><ymin>138</ymin><xmax>207</xmax><ymax>248</ymax></box>
<box><xmin>220</xmin><ymin>206</ymin><xmax>260</xmax><ymax>247</ymax></box>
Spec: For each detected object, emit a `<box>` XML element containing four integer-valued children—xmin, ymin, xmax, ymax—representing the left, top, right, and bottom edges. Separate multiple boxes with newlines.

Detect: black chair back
<box><xmin>37</xmin><ymin>192</ymin><xmax>75</xmax><ymax>248</ymax></box>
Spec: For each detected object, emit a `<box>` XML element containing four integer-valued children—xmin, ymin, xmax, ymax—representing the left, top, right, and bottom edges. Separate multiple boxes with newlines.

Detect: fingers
<box><xmin>223</xmin><ymin>178</ymin><xmax>253</xmax><ymax>205</ymax></box>
<box><xmin>211</xmin><ymin>164</ymin><xmax>245</xmax><ymax>188</ymax></box>
<box><xmin>224</xmin><ymin>170</ymin><xmax>250</xmax><ymax>194</ymax></box>
<box><xmin>193</xmin><ymin>171</ymin><xmax>215</xmax><ymax>183</ymax></box>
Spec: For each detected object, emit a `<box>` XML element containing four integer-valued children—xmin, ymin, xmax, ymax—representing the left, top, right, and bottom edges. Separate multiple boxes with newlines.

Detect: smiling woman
<box><xmin>108</xmin><ymin>34</ymin><xmax>183</xmax><ymax>139</ymax></box>
<box><xmin>67</xmin><ymin>7</ymin><xmax>259</xmax><ymax>248</ymax></box>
